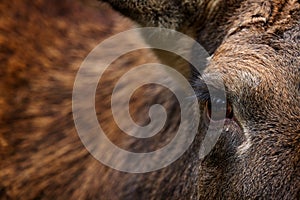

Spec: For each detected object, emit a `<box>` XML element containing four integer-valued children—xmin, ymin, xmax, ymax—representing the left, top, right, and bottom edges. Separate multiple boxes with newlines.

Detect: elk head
<box><xmin>99</xmin><ymin>0</ymin><xmax>300</xmax><ymax>198</ymax></box>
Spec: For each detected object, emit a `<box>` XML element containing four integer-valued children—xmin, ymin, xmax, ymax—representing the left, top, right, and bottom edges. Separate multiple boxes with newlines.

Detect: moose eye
<box><xmin>191</xmin><ymin>73</ymin><xmax>234</xmax><ymax>122</ymax></box>
<box><xmin>205</xmin><ymin>98</ymin><xmax>233</xmax><ymax>121</ymax></box>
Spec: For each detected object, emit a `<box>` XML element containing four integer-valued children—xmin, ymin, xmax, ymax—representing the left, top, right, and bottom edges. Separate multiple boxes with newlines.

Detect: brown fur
<box><xmin>1</xmin><ymin>0</ymin><xmax>299</xmax><ymax>199</ymax></box>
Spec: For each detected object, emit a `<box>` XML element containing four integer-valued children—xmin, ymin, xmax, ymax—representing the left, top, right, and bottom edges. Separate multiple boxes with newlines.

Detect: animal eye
<box><xmin>205</xmin><ymin>97</ymin><xmax>233</xmax><ymax>121</ymax></box>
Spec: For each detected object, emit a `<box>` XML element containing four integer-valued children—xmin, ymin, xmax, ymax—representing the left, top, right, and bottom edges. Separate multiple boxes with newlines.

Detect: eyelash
<box><xmin>191</xmin><ymin>73</ymin><xmax>234</xmax><ymax>120</ymax></box>
<box><xmin>205</xmin><ymin>97</ymin><xmax>234</xmax><ymax>120</ymax></box>
<box><xmin>192</xmin><ymin>82</ymin><xmax>233</xmax><ymax>120</ymax></box>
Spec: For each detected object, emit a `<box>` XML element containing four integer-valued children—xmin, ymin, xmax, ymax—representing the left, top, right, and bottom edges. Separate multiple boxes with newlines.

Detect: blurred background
<box><xmin>0</xmin><ymin>1</ymin><xmax>186</xmax><ymax>199</ymax></box>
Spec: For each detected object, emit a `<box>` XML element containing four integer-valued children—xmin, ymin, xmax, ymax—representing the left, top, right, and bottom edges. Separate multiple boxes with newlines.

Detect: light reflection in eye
<box><xmin>205</xmin><ymin>98</ymin><xmax>233</xmax><ymax>121</ymax></box>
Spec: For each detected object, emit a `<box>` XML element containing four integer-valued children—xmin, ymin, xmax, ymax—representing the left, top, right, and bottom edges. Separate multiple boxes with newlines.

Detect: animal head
<box><xmin>100</xmin><ymin>0</ymin><xmax>300</xmax><ymax>198</ymax></box>
<box><xmin>1</xmin><ymin>0</ymin><xmax>299</xmax><ymax>199</ymax></box>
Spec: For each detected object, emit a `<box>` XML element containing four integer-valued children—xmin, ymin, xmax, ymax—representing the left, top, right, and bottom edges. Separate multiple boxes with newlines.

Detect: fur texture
<box><xmin>1</xmin><ymin>0</ymin><xmax>299</xmax><ymax>199</ymax></box>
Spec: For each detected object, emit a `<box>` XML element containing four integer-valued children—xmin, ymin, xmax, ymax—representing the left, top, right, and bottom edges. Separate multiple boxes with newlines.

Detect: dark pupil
<box><xmin>207</xmin><ymin>98</ymin><xmax>233</xmax><ymax>121</ymax></box>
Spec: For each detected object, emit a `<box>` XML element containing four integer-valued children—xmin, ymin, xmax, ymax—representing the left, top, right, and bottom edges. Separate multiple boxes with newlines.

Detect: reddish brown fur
<box><xmin>0</xmin><ymin>0</ymin><xmax>155</xmax><ymax>199</ymax></box>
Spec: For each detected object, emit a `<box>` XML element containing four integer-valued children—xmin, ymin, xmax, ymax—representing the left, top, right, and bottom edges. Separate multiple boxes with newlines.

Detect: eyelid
<box><xmin>192</xmin><ymin>74</ymin><xmax>229</xmax><ymax>104</ymax></box>
<box><xmin>211</xmin><ymin>96</ymin><xmax>227</xmax><ymax>105</ymax></box>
